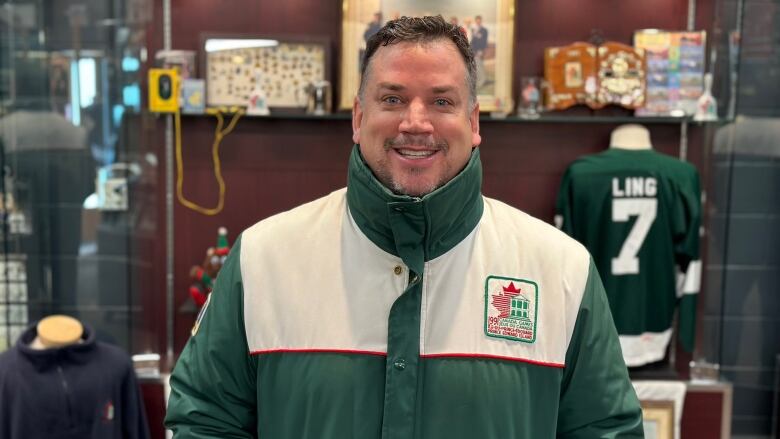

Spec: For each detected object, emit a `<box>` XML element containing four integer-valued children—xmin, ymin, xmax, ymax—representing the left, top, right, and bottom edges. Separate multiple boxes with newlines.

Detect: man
<box><xmin>0</xmin><ymin>57</ymin><xmax>94</xmax><ymax>310</ymax></box>
<box><xmin>165</xmin><ymin>16</ymin><xmax>643</xmax><ymax>438</ymax></box>
<box><xmin>470</xmin><ymin>15</ymin><xmax>488</xmax><ymax>54</ymax></box>
<box><xmin>364</xmin><ymin>12</ymin><xmax>383</xmax><ymax>42</ymax></box>
<box><xmin>360</xmin><ymin>12</ymin><xmax>383</xmax><ymax>70</ymax></box>
<box><xmin>449</xmin><ymin>15</ymin><xmax>467</xmax><ymax>38</ymax></box>
<box><xmin>470</xmin><ymin>15</ymin><xmax>488</xmax><ymax>88</ymax></box>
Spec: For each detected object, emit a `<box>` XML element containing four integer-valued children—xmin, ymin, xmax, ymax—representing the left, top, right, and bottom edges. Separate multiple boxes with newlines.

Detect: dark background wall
<box><xmin>151</xmin><ymin>0</ymin><xmax>713</xmax><ymax>353</ymax></box>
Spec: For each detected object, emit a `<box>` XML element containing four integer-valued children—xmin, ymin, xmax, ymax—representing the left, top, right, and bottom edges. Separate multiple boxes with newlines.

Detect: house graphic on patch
<box><xmin>504</xmin><ymin>282</ymin><xmax>531</xmax><ymax>321</ymax></box>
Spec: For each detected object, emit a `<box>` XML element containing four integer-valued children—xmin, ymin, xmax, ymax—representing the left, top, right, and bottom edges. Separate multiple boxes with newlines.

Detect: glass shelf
<box><xmin>179</xmin><ymin>111</ymin><xmax>731</xmax><ymax>125</ymax></box>
<box><xmin>483</xmin><ymin>115</ymin><xmax>733</xmax><ymax>125</ymax></box>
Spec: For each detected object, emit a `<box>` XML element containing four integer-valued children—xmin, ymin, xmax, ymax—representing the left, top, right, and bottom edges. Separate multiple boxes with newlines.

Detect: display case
<box><xmin>0</xmin><ymin>0</ymin><xmax>163</xmax><ymax>360</ymax></box>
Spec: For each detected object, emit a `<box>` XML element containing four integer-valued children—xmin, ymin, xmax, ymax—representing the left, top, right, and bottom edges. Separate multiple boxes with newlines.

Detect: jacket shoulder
<box><xmin>242</xmin><ymin>188</ymin><xmax>346</xmax><ymax>247</ymax></box>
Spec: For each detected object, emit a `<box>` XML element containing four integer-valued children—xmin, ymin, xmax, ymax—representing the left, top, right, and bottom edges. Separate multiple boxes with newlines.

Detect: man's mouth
<box><xmin>396</xmin><ymin>149</ymin><xmax>437</xmax><ymax>158</ymax></box>
<box><xmin>385</xmin><ymin>135</ymin><xmax>447</xmax><ymax>161</ymax></box>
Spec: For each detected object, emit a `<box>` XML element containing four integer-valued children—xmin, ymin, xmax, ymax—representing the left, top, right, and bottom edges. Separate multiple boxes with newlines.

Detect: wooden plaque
<box><xmin>544</xmin><ymin>41</ymin><xmax>646</xmax><ymax>110</ymax></box>
<box><xmin>544</xmin><ymin>42</ymin><xmax>597</xmax><ymax>110</ymax></box>
<box><xmin>595</xmin><ymin>42</ymin><xmax>646</xmax><ymax>109</ymax></box>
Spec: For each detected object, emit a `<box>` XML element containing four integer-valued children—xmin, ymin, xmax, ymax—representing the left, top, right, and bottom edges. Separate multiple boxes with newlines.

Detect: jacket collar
<box><xmin>15</xmin><ymin>321</ymin><xmax>97</xmax><ymax>371</ymax></box>
<box><xmin>346</xmin><ymin>144</ymin><xmax>483</xmax><ymax>274</ymax></box>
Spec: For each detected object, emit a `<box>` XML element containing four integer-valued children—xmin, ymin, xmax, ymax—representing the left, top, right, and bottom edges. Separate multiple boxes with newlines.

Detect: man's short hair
<box><xmin>358</xmin><ymin>15</ymin><xmax>477</xmax><ymax>108</ymax></box>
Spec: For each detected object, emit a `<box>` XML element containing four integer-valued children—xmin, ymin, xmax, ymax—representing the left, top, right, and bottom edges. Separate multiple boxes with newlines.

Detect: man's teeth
<box><xmin>398</xmin><ymin>149</ymin><xmax>435</xmax><ymax>158</ymax></box>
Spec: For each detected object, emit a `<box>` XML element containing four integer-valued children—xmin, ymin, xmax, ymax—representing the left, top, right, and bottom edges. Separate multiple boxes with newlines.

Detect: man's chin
<box><xmin>391</xmin><ymin>179</ymin><xmax>440</xmax><ymax>198</ymax></box>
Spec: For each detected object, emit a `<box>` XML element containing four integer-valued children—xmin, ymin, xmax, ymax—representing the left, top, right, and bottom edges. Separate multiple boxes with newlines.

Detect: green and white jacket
<box><xmin>165</xmin><ymin>146</ymin><xmax>643</xmax><ymax>438</ymax></box>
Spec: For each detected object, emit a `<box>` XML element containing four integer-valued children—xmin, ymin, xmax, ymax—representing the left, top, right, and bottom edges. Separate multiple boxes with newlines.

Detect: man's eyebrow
<box><xmin>376</xmin><ymin>83</ymin><xmax>459</xmax><ymax>95</ymax></box>
<box><xmin>432</xmin><ymin>85</ymin><xmax>457</xmax><ymax>94</ymax></box>
<box><xmin>376</xmin><ymin>82</ymin><xmax>405</xmax><ymax>91</ymax></box>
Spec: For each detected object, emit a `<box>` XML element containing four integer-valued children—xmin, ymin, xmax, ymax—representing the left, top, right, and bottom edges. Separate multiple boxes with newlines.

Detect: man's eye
<box><xmin>434</xmin><ymin>98</ymin><xmax>451</xmax><ymax>106</ymax></box>
<box><xmin>383</xmin><ymin>96</ymin><xmax>402</xmax><ymax>104</ymax></box>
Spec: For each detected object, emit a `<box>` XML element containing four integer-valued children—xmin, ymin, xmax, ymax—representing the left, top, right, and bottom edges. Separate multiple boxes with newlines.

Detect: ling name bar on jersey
<box><xmin>612</xmin><ymin>177</ymin><xmax>657</xmax><ymax>198</ymax></box>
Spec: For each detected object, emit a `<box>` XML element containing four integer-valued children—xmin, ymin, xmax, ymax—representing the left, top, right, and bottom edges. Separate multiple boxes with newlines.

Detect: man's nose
<box><xmin>399</xmin><ymin>99</ymin><xmax>433</xmax><ymax>133</ymax></box>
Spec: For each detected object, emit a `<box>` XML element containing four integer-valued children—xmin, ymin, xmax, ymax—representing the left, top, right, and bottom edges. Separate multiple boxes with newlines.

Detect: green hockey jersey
<box><xmin>555</xmin><ymin>147</ymin><xmax>701</xmax><ymax>367</ymax></box>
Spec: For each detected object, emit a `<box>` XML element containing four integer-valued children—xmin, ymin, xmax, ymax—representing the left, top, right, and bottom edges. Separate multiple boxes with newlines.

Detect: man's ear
<box><xmin>470</xmin><ymin>102</ymin><xmax>481</xmax><ymax>147</ymax></box>
<box><xmin>352</xmin><ymin>96</ymin><xmax>363</xmax><ymax>144</ymax></box>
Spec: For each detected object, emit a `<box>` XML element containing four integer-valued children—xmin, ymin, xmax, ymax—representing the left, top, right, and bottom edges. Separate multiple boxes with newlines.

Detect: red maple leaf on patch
<box><xmin>491</xmin><ymin>282</ymin><xmax>522</xmax><ymax>319</ymax></box>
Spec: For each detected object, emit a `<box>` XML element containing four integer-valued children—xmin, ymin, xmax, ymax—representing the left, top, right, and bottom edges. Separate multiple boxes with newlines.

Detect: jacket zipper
<box><xmin>56</xmin><ymin>364</ymin><xmax>75</xmax><ymax>429</ymax></box>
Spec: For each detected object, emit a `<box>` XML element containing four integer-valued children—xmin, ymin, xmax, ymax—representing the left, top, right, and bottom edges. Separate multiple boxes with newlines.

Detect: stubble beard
<box><xmin>378</xmin><ymin>134</ymin><xmax>450</xmax><ymax>197</ymax></box>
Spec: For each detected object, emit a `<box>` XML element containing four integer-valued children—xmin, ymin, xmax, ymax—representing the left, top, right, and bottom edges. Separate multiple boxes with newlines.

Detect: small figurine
<box><xmin>694</xmin><ymin>73</ymin><xmax>718</xmax><ymax>122</ymax></box>
<box><xmin>517</xmin><ymin>77</ymin><xmax>542</xmax><ymax>119</ymax></box>
<box><xmin>489</xmin><ymin>97</ymin><xmax>510</xmax><ymax>119</ymax></box>
<box><xmin>188</xmin><ymin>227</ymin><xmax>230</xmax><ymax>307</ymax></box>
<box><xmin>246</xmin><ymin>71</ymin><xmax>270</xmax><ymax>116</ymax></box>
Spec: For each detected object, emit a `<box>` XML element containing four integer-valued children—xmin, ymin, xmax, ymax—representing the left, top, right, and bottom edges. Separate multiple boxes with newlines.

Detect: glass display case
<box><xmin>0</xmin><ymin>0</ymin><xmax>162</xmax><ymax>357</ymax></box>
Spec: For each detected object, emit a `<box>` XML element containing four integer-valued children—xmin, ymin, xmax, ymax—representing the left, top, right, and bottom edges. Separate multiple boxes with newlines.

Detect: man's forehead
<box><xmin>367</xmin><ymin>39</ymin><xmax>466</xmax><ymax>79</ymax></box>
<box><xmin>373</xmin><ymin>39</ymin><xmax>459</xmax><ymax>58</ymax></box>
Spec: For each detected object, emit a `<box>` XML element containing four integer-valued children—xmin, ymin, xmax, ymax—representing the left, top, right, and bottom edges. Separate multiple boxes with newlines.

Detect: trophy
<box><xmin>517</xmin><ymin>77</ymin><xmax>542</xmax><ymax>119</ymax></box>
<box><xmin>306</xmin><ymin>80</ymin><xmax>332</xmax><ymax>115</ymax></box>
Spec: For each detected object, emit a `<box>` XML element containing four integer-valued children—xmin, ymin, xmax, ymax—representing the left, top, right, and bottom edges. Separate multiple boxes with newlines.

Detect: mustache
<box><xmin>384</xmin><ymin>134</ymin><xmax>449</xmax><ymax>150</ymax></box>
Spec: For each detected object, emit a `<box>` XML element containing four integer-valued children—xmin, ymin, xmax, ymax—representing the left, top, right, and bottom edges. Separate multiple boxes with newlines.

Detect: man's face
<box><xmin>352</xmin><ymin>40</ymin><xmax>481</xmax><ymax>197</ymax></box>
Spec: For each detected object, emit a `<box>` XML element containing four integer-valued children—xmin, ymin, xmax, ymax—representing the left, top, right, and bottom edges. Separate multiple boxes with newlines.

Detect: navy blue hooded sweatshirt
<box><xmin>0</xmin><ymin>323</ymin><xmax>150</xmax><ymax>439</ymax></box>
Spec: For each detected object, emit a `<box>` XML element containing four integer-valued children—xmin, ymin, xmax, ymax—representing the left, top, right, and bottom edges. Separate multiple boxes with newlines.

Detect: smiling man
<box><xmin>352</xmin><ymin>32</ymin><xmax>480</xmax><ymax>197</ymax></box>
<box><xmin>166</xmin><ymin>16</ymin><xmax>643</xmax><ymax>439</ymax></box>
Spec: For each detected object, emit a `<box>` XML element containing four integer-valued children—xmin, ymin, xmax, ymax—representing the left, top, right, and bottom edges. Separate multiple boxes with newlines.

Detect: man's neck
<box><xmin>345</xmin><ymin>144</ymin><xmax>484</xmax><ymax>267</ymax></box>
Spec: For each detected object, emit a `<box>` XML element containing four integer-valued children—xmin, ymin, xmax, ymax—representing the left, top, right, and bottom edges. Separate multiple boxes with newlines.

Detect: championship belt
<box><xmin>544</xmin><ymin>42</ymin><xmax>597</xmax><ymax>110</ymax></box>
<box><xmin>595</xmin><ymin>42</ymin><xmax>646</xmax><ymax>109</ymax></box>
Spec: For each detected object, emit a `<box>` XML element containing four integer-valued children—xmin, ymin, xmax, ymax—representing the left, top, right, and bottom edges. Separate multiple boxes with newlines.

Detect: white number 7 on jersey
<box><xmin>611</xmin><ymin>198</ymin><xmax>657</xmax><ymax>275</ymax></box>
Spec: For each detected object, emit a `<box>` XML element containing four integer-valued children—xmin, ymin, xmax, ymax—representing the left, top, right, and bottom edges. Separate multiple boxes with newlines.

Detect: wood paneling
<box><xmin>682</xmin><ymin>383</ymin><xmax>733</xmax><ymax>438</ymax></box>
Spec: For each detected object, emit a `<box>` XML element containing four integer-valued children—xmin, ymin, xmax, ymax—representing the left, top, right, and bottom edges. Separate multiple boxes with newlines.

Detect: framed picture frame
<box><xmin>201</xmin><ymin>33</ymin><xmax>330</xmax><ymax>112</ymax></box>
<box><xmin>641</xmin><ymin>400</ymin><xmax>675</xmax><ymax>439</ymax></box>
<box><xmin>339</xmin><ymin>0</ymin><xmax>515</xmax><ymax>112</ymax></box>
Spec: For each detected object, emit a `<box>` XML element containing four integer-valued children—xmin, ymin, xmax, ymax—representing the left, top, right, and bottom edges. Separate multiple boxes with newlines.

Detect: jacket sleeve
<box><xmin>557</xmin><ymin>259</ymin><xmax>644</xmax><ymax>438</ymax></box>
<box><xmin>674</xmin><ymin>167</ymin><xmax>702</xmax><ymax>353</ymax></box>
<box><xmin>165</xmin><ymin>235</ymin><xmax>258</xmax><ymax>438</ymax></box>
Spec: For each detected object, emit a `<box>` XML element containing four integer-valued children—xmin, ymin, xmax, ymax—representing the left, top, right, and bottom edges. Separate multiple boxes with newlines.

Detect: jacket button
<box><xmin>411</xmin><ymin>275</ymin><xmax>419</xmax><ymax>283</ymax></box>
<box><xmin>393</xmin><ymin>358</ymin><xmax>406</xmax><ymax>370</ymax></box>
<box><xmin>393</xmin><ymin>265</ymin><xmax>403</xmax><ymax>275</ymax></box>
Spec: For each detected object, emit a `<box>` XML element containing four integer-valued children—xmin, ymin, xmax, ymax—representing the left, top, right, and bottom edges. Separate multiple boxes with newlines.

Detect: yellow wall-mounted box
<box><xmin>148</xmin><ymin>68</ymin><xmax>180</xmax><ymax>113</ymax></box>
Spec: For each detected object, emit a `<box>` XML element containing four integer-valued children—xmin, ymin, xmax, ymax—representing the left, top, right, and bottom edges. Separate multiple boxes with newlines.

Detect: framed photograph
<box><xmin>339</xmin><ymin>0</ymin><xmax>515</xmax><ymax>112</ymax></box>
<box><xmin>201</xmin><ymin>34</ymin><xmax>330</xmax><ymax>111</ymax></box>
<box><xmin>641</xmin><ymin>400</ymin><xmax>675</xmax><ymax>439</ymax></box>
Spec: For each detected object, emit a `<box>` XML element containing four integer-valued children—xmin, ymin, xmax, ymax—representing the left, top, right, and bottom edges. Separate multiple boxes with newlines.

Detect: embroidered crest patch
<box><xmin>102</xmin><ymin>401</ymin><xmax>115</xmax><ymax>422</ymax></box>
<box><xmin>484</xmin><ymin>276</ymin><xmax>538</xmax><ymax>343</ymax></box>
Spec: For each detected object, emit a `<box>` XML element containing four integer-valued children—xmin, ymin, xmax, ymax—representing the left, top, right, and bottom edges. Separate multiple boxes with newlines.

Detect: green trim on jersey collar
<box><xmin>346</xmin><ymin>144</ymin><xmax>483</xmax><ymax>272</ymax></box>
